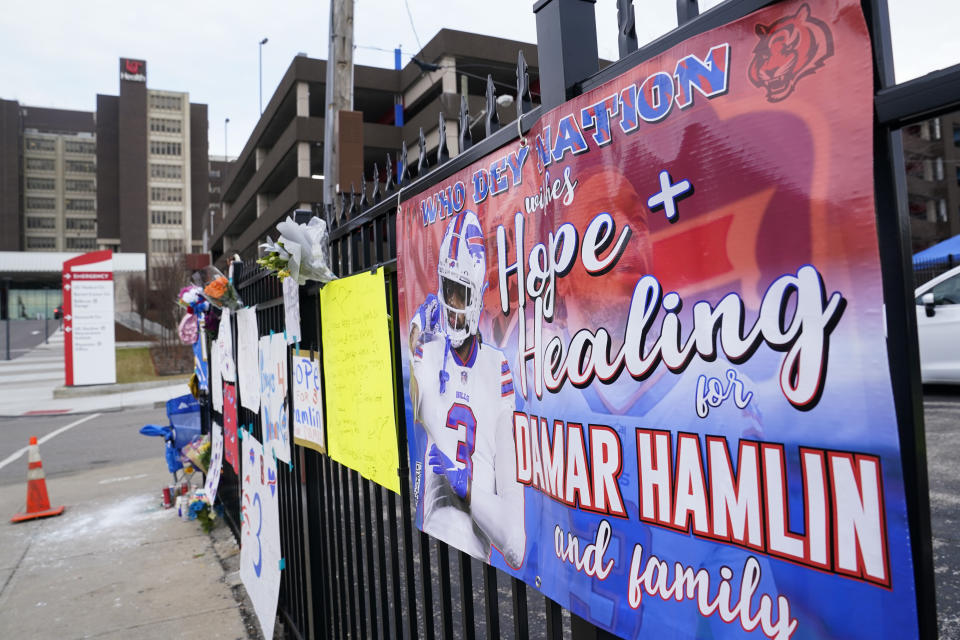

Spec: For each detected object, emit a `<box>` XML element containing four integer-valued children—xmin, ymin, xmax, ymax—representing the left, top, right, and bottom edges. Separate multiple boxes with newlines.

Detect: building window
<box><xmin>932</xmin><ymin>118</ymin><xmax>942</xmax><ymax>141</ymax></box>
<box><xmin>66</xmin><ymin>237</ymin><xmax>97</xmax><ymax>250</ymax></box>
<box><xmin>957</xmin><ymin>166</ymin><xmax>960</xmax><ymax>186</ymax></box>
<box><xmin>149</xmin><ymin>117</ymin><xmax>182</xmax><ymax>134</ymax></box>
<box><xmin>66</xmin><ymin>218</ymin><xmax>96</xmax><ymax>231</ymax></box>
<box><xmin>64</xmin><ymin>140</ymin><xmax>95</xmax><ymax>154</ymax></box>
<box><xmin>26</xmin><ymin>237</ymin><xmax>56</xmax><ymax>249</ymax></box>
<box><xmin>150</xmin><ymin>210</ymin><xmax>183</xmax><ymax>226</ymax></box>
<box><xmin>26</xmin><ymin>196</ymin><xmax>56</xmax><ymax>211</ymax></box>
<box><xmin>149</xmin><ymin>94</ymin><xmax>182</xmax><ymax>111</ymax></box>
<box><xmin>65</xmin><ymin>179</ymin><xmax>95</xmax><ymax>193</ymax></box>
<box><xmin>149</xmin><ymin>140</ymin><xmax>182</xmax><ymax>156</ymax></box>
<box><xmin>210</xmin><ymin>169</ymin><xmax>221</xmax><ymax>178</ymax></box>
<box><xmin>26</xmin><ymin>177</ymin><xmax>55</xmax><ymax>190</ymax></box>
<box><xmin>909</xmin><ymin>194</ymin><xmax>937</xmax><ymax>221</ymax></box>
<box><xmin>150</xmin><ymin>187</ymin><xmax>182</xmax><ymax>202</ymax></box>
<box><xmin>26</xmin><ymin>217</ymin><xmax>56</xmax><ymax>230</ymax></box>
<box><xmin>25</xmin><ymin>138</ymin><xmax>56</xmax><ymax>152</ymax></box>
<box><xmin>65</xmin><ymin>160</ymin><xmax>95</xmax><ymax>173</ymax></box>
<box><xmin>25</xmin><ymin>158</ymin><xmax>55</xmax><ymax>171</ymax></box>
<box><xmin>150</xmin><ymin>238</ymin><xmax>184</xmax><ymax>253</ymax></box>
<box><xmin>66</xmin><ymin>198</ymin><xmax>95</xmax><ymax>211</ymax></box>
<box><xmin>209</xmin><ymin>184</ymin><xmax>220</xmax><ymax>194</ymax></box>
<box><xmin>150</xmin><ymin>163</ymin><xmax>183</xmax><ymax>180</ymax></box>
<box><xmin>954</xmin><ymin>124</ymin><xmax>960</xmax><ymax>147</ymax></box>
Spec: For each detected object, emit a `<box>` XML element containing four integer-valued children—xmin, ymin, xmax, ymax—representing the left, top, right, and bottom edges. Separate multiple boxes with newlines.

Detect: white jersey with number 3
<box><xmin>412</xmin><ymin>334</ymin><xmax>521</xmax><ymax>563</ymax></box>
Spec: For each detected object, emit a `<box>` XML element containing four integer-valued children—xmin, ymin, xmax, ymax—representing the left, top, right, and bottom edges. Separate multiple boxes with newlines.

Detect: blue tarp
<box><xmin>914</xmin><ymin>234</ymin><xmax>960</xmax><ymax>264</ymax></box>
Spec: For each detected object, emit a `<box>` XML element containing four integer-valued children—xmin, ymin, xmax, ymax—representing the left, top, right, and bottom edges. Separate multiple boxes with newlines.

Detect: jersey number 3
<box><xmin>445</xmin><ymin>403</ymin><xmax>477</xmax><ymax>477</ymax></box>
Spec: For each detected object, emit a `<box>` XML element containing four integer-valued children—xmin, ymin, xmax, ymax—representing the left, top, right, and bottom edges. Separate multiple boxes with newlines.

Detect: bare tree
<box><xmin>150</xmin><ymin>253</ymin><xmax>188</xmax><ymax>348</ymax></box>
<box><xmin>125</xmin><ymin>273</ymin><xmax>149</xmax><ymax>334</ymax></box>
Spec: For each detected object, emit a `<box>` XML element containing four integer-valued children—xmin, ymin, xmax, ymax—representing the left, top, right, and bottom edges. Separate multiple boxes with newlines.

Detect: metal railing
<box><xmin>207</xmin><ymin>0</ymin><xmax>958</xmax><ymax>637</ymax></box>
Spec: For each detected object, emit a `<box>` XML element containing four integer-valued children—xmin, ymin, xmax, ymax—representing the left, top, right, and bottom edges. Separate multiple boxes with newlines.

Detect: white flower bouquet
<box><xmin>257</xmin><ymin>215</ymin><xmax>337</xmax><ymax>285</ymax></box>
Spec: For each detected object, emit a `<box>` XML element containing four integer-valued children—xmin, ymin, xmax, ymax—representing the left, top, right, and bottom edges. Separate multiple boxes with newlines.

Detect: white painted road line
<box><xmin>0</xmin><ymin>413</ymin><xmax>101</xmax><ymax>471</ymax></box>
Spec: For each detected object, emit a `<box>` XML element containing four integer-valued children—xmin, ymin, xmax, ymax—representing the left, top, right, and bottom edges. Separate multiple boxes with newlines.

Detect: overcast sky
<box><xmin>0</xmin><ymin>0</ymin><xmax>955</xmax><ymax>159</ymax></box>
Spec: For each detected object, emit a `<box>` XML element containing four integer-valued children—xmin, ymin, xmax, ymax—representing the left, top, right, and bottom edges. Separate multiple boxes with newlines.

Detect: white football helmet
<box><xmin>437</xmin><ymin>210</ymin><xmax>486</xmax><ymax>348</ymax></box>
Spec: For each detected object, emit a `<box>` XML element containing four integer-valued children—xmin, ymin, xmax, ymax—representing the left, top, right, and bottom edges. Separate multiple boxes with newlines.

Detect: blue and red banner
<box><xmin>397</xmin><ymin>0</ymin><xmax>921</xmax><ymax>637</ymax></box>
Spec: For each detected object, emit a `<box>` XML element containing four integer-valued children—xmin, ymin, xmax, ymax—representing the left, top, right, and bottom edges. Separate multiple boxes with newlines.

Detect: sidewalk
<box><xmin>0</xmin><ymin>330</ymin><xmax>188</xmax><ymax>417</ymax></box>
<box><xmin>0</xmin><ymin>458</ymin><xmax>249</xmax><ymax>639</ymax></box>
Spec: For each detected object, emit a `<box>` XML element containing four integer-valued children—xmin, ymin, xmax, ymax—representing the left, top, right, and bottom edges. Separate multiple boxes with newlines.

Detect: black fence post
<box><xmin>862</xmin><ymin>0</ymin><xmax>938</xmax><ymax>638</ymax></box>
<box><xmin>533</xmin><ymin>0</ymin><xmax>599</xmax><ymax>110</ymax></box>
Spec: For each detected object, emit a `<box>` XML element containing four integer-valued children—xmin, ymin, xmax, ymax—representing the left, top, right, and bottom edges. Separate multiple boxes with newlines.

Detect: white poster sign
<box><xmin>282</xmin><ymin>277</ymin><xmax>301</xmax><ymax>345</ymax></box>
<box><xmin>204</xmin><ymin>421</ymin><xmax>224</xmax><ymax>505</ymax></box>
<box><xmin>240</xmin><ymin>433</ymin><xmax>281</xmax><ymax>640</ymax></box>
<box><xmin>292</xmin><ymin>352</ymin><xmax>325</xmax><ymax>453</ymax></box>
<box><xmin>216</xmin><ymin>308</ymin><xmax>236</xmax><ymax>382</ymax></box>
<box><xmin>237</xmin><ymin>306</ymin><xmax>260</xmax><ymax>412</ymax></box>
<box><xmin>211</xmin><ymin>341</ymin><xmax>223</xmax><ymax>412</ymax></box>
<box><xmin>259</xmin><ymin>333</ymin><xmax>290</xmax><ymax>463</ymax></box>
<box><xmin>62</xmin><ymin>250</ymin><xmax>116</xmax><ymax>386</ymax></box>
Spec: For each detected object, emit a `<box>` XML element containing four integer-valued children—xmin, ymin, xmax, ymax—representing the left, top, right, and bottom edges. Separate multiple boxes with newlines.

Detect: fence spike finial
<box><xmin>459</xmin><ymin>95</ymin><xmax>472</xmax><ymax>153</ymax></box>
<box><xmin>417</xmin><ymin>127</ymin><xmax>429</xmax><ymax>176</ymax></box>
<box><xmin>617</xmin><ymin>0</ymin><xmax>638</xmax><ymax>58</ymax></box>
<box><xmin>516</xmin><ymin>50</ymin><xmax>532</xmax><ymax>121</ymax></box>
<box><xmin>676</xmin><ymin>0</ymin><xmax>700</xmax><ymax>25</ymax></box>
<box><xmin>338</xmin><ymin>191</ymin><xmax>347</xmax><ymax>225</ymax></box>
<box><xmin>437</xmin><ymin>113</ymin><xmax>449</xmax><ymax>165</ymax></box>
<box><xmin>372</xmin><ymin>163</ymin><xmax>381</xmax><ymax>203</ymax></box>
<box><xmin>349</xmin><ymin>183</ymin><xmax>357</xmax><ymax>218</ymax></box>
<box><xmin>385</xmin><ymin>153</ymin><xmax>395</xmax><ymax>193</ymax></box>
<box><xmin>485</xmin><ymin>74</ymin><xmax>500</xmax><ymax>138</ymax></box>
<box><xmin>359</xmin><ymin>171</ymin><xmax>368</xmax><ymax>210</ymax></box>
<box><xmin>400</xmin><ymin>141</ymin><xmax>410</xmax><ymax>185</ymax></box>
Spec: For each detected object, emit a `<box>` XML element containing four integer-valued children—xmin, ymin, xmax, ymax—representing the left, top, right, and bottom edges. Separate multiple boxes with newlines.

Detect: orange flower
<box><xmin>204</xmin><ymin>276</ymin><xmax>228</xmax><ymax>299</ymax></box>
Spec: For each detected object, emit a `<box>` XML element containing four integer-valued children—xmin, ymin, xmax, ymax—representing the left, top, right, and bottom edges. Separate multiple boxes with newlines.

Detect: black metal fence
<box><xmin>206</xmin><ymin>0</ymin><xmax>959</xmax><ymax>638</ymax></box>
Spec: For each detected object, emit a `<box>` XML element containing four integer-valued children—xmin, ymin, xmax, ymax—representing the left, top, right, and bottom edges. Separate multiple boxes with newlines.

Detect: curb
<box><xmin>53</xmin><ymin>378</ymin><xmax>189</xmax><ymax>399</ymax></box>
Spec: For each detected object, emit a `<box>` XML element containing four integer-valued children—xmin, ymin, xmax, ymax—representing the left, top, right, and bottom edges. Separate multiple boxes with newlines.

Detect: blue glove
<box><xmin>418</xmin><ymin>294</ymin><xmax>442</xmax><ymax>336</ymax></box>
<box><xmin>428</xmin><ymin>444</ymin><xmax>469</xmax><ymax>500</ymax></box>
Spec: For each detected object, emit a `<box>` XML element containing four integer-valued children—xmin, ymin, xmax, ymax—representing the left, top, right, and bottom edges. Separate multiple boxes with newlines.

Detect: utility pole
<box><xmin>322</xmin><ymin>0</ymin><xmax>355</xmax><ymax>210</ymax></box>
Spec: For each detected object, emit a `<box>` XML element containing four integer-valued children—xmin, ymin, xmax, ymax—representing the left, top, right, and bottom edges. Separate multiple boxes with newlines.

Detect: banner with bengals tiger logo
<box><xmin>396</xmin><ymin>0</ymin><xmax>923</xmax><ymax>637</ymax></box>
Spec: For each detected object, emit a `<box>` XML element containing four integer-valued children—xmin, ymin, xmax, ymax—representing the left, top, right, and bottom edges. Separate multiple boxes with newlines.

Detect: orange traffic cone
<box><xmin>11</xmin><ymin>437</ymin><xmax>65</xmax><ymax>523</ymax></box>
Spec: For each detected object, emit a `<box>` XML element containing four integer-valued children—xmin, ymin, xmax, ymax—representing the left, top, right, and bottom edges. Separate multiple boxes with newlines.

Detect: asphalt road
<box><xmin>0</xmin><ymin>406</ymin><xmax>169</xmax><ymax>486</ymax></box>
<box><xmin>0</xmin><ymin>318</ymin><xmax>59</xmax><ymax>360</ymax></box>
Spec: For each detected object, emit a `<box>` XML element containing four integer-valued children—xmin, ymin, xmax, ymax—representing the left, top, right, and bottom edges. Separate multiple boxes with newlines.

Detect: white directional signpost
<box><xmin>62</xmin><ymin>250</ymin><xmax>116</xmax><ymax>386</ymax></box>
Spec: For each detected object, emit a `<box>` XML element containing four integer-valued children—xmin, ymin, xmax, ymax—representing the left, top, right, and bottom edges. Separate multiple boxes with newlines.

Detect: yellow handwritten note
<box><xmin>320</xmin><ymin>268</ymin><xmax>400</xmax><ymax>493</ymax></box>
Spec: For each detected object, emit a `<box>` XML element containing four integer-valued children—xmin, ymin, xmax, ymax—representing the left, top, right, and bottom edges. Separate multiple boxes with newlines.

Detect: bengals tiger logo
<box><xmin>748</xmin><ymin>4</ymin><xmax>834</xmax><ymax>102</ymax></box>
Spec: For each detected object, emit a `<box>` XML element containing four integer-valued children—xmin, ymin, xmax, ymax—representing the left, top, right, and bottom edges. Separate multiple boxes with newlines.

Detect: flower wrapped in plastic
<box><xmin>191</xmin><ymin>265</ymin><xmax>241</xmax><ymax>309</ymax></box>
<box><xmin>257</xmin><ymin>215</ymin><xmax>337</xmax><ymax>285</ymax></box>
<box><xmin>188</xmin><ymin>489</ymin><xmax>217</xmax><ymax>533</ymax></box>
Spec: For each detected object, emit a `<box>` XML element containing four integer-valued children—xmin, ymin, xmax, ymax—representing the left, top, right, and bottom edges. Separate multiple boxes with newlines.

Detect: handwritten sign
<box><xmin>259</xmin><ymin>333</ymin><xmax>291</xmax><ymax>463</ymax></box>
<box><xmin>240</xmin><ymin>433</ymin><xmax>281</xmax><ymax>640</ymax></box>
<box><xmin>211</xmin><ymin>344</ymin><xmax>223</xmax><ymax>412</ymax></box>
<box><xmin>204</xmin><ymin>421</ymin><xmax>224</xmax><ymax>505</ymax></box>
<box><xmin>321</xmin><ymin>267</ymin><xmax>399</xmax><ymax>493</ymax></box>
<box><xmin>292</xmin><ymin>352</ymin><xmax>325</xmax><ymax>454</ymax></box>
<box><xmin>283</xmin><ymin>277</ymin><xmax>301</xmax><ymax>345</ymax></box>
<box><xmin>216</xmin><ymin>308</ymin><xmax>236</xmax><ymax>382</ymax></box>
<box><xmin>223</xmin><ymin>383</ymin><xmax>239</xmax><ymax>473</ymax></box>
<box><xmin>237</xmin><ymin>306</ymin><xmax>260</xmax><ymax>412</ymax></box>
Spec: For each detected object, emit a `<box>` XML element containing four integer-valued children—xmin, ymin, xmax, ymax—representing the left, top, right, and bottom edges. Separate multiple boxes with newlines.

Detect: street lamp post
<box><xmin>224</xmin><ymin>118</ymin><xmax>229</xmax><ymax>160</ymax></box>
<box><xmin>259</xmin><ymin>37</ymin><xmax>269</xmax><ymax>114</ymax></box>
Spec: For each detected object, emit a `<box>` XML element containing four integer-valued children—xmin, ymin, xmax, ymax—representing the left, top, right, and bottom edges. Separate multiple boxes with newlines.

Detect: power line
<box><xmin>403</xmin><ymin>0</ymin><xmax>422</xmax><ymax>50</ymax></box>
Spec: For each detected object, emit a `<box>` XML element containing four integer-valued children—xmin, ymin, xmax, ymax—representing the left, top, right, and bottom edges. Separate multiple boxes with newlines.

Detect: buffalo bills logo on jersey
<box><xmin>462</xmin><ymin>371</ymin><xmax>468</xmax><ymax>384</ymax></box>
<box><xmin>748</xmin><ymin>3</ymin><xmax>833</xmax><ymax>102</ymax></box>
